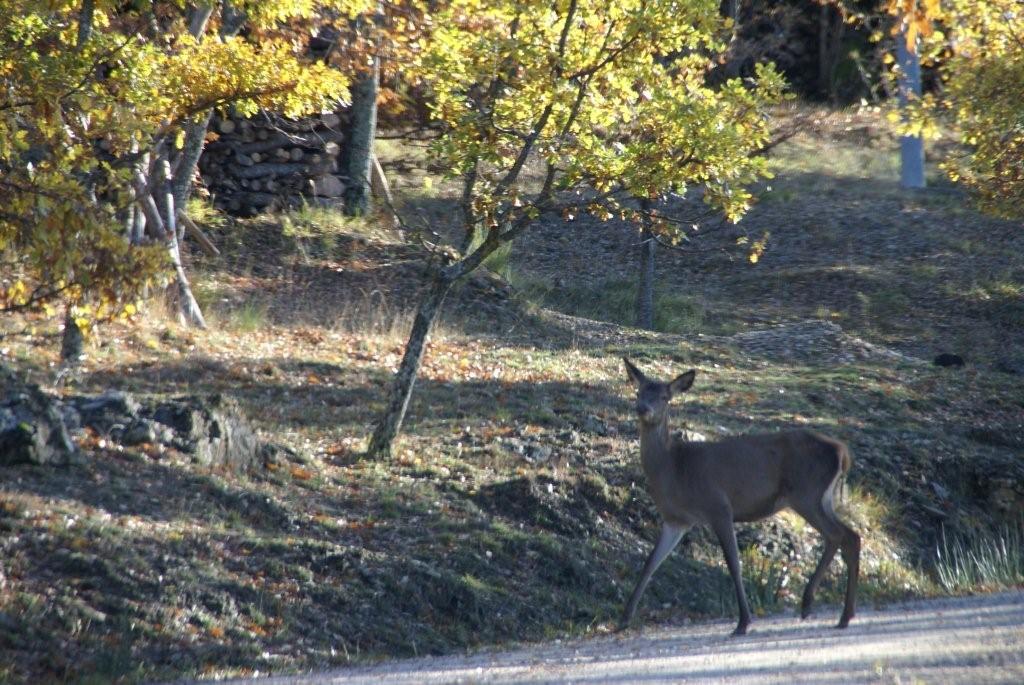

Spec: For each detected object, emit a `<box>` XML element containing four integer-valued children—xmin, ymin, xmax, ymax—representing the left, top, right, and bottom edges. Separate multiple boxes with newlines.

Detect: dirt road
<box><xmin>218</xmin><ymin>591</ymin><xmax>1024</xmax><ymax>685</ymax></box>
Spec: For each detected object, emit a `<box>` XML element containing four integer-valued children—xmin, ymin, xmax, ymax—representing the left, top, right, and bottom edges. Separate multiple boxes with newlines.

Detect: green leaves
<box><xmin>936</xmin><ymin>0</ymin><xmax>1024</xmax><ymax>219</ymax></box>
<box><xmin>0</xmin><ymin>0</ymin><xmax>363</xmax><ymax>318</ymax></box>
<box><xmin>420</xmin><ymin>0</ymin><xmax>785</xmax><ymax>244</ymax></box>
<box><xmin>886</xmin><ymin>0</ymin><xmax>1024</xmax><ymax>218</ymax></box>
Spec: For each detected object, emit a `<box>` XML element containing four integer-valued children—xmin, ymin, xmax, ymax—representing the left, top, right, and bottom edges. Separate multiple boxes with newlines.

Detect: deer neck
<box><xmin>638</xmin><ymin>416</ymin><xmax>673</xmax><ymax>472</ymax></box>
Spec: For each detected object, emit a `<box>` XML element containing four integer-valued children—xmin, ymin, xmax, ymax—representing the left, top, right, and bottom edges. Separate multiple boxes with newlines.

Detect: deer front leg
<box><xmin>619</xmin><ymin>523</ymin><xmax>687</xmax><ymax>630</ymax></box>
<box><xmin>710</xmin><ymin>515</ymin><xmax>751</xmax><ymax>636</ymax></box>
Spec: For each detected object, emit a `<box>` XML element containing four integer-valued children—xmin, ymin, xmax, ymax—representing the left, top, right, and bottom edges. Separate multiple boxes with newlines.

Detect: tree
<box><xmin>884</xmin><ymin>0</ymin><xmax>1023</xmax><ymax>215</ymax></box>
<box><xmin>0</xmin><ymin>0</ymin><xmax>368</xmax><ymax>330</ymax></box>
<box><xmin>887</xmin><ymin>1</ymin><xmax>928</xmax><ymax>188</ymax></box>
<box><xmin>339</xmin><ymin>4</ymin><xmax>383</xmax><ymax>217</ymax></box>
<box><xmin>934</xmin><ymin>0</ymin><xmax>1024</xmax><ymax>218</ymax></box>
<box><xmin>367</xmin><ymin>0</ymin><xmax>786</xmax><ymax>457</ymax></box>
<box><xmin>634</xmin><ymin>198</ymin><xmax>655</xmax><ymax>331</ymax></box>
<box><xmin>341</xmin><ymin>50</ymin><xmax>381</xmax><ymax>216</ymax></box>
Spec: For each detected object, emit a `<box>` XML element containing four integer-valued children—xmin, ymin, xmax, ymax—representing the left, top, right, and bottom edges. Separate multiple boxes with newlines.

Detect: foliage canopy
<box><xmin>886</xmin><ymin>0</ymin><xmax>1024</xmax><ymax>218</ymax></box>
<box><xmin>935</xmin><ymin>0</ymin><xmax>1024</xmax><ymax>219</ymax></box>
<box><xmin>0</xmin><ymin>0</ymin><xmax>368</xmax><ymax>317</ymax></box>
<box><xmin>421</xmin><ymin>0</ymin><xmax>787</xmax><ymax>252</ymax></box>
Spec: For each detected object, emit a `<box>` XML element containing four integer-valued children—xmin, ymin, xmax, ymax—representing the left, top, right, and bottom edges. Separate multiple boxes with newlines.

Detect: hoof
<box><xmin>731</xmin><ymin>624</ymin><xmax>749</xmax><ymax>637</ymax></box>
<box><xmin>800</xmin><ymin>608</ymin><xmax>812</xmax><ymax>620</ymax></box>
<box><xmin>835</xmin><ymin>615</ymin><xmax>852</xmax><ymax>629</ymax></box>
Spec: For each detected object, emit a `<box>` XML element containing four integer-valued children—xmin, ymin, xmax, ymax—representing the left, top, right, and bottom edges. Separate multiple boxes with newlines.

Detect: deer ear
<box><xmin>623</xmin><ymin>357</ymin><xmax>646</xmax><ymax>385</ymax></box>
<box><xmin>669</xmin><ymin>370</ymin><xmax>696</xmax><ymax>395</ymax></box>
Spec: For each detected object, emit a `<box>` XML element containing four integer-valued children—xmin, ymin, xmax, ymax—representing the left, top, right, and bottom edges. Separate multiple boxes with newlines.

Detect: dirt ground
<box><xmin>207</xmin><ymin>591</ymin><xmax>1024</xmax><ymax>685</ymax></box>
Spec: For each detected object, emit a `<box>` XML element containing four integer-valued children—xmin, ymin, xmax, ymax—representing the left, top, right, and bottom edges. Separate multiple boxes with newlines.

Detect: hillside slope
<box><xmin>0</xmin><ymin>108</ymin><xmax>1021</xmax><ymax>684</ymax></box>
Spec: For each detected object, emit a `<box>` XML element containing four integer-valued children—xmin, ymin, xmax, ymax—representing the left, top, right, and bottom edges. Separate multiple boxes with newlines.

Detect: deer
<box><xmin>619</xmin><ymin>358</ymin><xmax>860</xmax><ymax>636</ymax></box>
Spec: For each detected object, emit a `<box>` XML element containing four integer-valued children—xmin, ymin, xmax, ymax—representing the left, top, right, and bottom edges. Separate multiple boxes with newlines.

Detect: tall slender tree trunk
<box><xmin>343</xmin><ymin>58</ymin><xmax>380</xmax><ymax>217</ymax></box>
<box><xmin>367</xmin><ymin>275</ymin><xmax>452</xmax><ymax>457</ymax></box>
<box><xmin>818</xmin><ymin>4</ymin><xmax>845</xmax><ymax>102</ymax></box>
<box><xmin>459</xmin><ymin>166</ymin><xmax>480</xmax><ymax>254</ymax></box>
<box><xmin>897</xmin><ymin>28</ymin><xmax>925</xmax><ymax>189</ymax></box>
<box><xmin>159</xmin><ymin>159</ymin><xmax>207</xmax><ymax>328</ymax></box>
<box><xmin>76</xmin><ymin>0</ymin><xmax>94</xmax><ymax>48</ymax></box>
<box><xmin>169</xmin><ymin>3</ymin><xmax>243</xmax><ymax>213</ymax></box>
<box><xmin>60</xmin><ymin>0</ymin><xmax>95</xmax><ymax>364</ymax></box>
<box><xmin>635</xmin><ymin>198</ymin><xmax>655</xmax><ymax>330</ymax></box>
<box><xmin>172</xmin><ymin>111</ymin><xmax>213</xmax><ymax>214</ymax></box>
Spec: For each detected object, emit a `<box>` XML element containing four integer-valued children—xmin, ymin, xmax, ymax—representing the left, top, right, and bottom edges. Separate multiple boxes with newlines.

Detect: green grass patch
<box><xmin>186</xmin><ymin>197</ymin><xmax>228</xmax><ymax>231</ymax></box>
<box><xmin>933</xmin><ymin>522</ymin><xmax>1024</xmax><ymax>593</ymax></box>
<box><xmin>227</xmin><ymin>301</ymin><xmax>269</xmax><ymax>333</ymax></box>
<box><xmin>515</xmin><ymin>276</ymin><xmax>708</xmax><ymax>334</ymax></box>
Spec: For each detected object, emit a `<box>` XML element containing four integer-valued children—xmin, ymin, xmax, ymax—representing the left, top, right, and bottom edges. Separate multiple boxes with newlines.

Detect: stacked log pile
<box><xmin>199</xmin><ymin>111</ymin><xmax>350</xmax><ymax>215</ymax></box>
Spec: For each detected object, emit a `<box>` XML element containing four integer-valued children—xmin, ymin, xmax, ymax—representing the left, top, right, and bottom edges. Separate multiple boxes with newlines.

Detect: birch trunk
<box><xmin>169</xmin><ymin>3</ymin><xmax>243</xmax><ymax>212</ymax></box>
<box><xmin>897</xmin><ymin>29</ymin><xmax>926</xmax><ymax>189</ymax></box>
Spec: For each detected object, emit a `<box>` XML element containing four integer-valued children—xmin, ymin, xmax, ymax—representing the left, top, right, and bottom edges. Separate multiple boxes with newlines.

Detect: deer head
<box><xmin>623</xmin><ymin>358</ymin><xmax>695</xmax><ymax>426</ymax></box>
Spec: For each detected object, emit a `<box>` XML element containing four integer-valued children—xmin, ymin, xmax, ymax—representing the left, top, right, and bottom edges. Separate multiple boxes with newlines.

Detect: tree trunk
<box><xmin>60</xmin><ymin>307</ymin><xmax>85</xmax><ymax>365</ymax></box>
<box><xmin>818</xmin><ymin>4</ymin><xmax>845</xmax><ymax>102</ymax></box>
<box><xmin>719</xmin><ymin>0</ymin><xmax>738</xmax><ymax>30</ymax></box>
<box><xmin>897</xmin><ymin>28</ymin><xmax>925</xmax><ymax>189</ymax></box>
<box><xmin>367</xmin><ymin>275</ymin><xmax>452</xmax><ymax>457</ymax></box>
<box><xmin>172</xmin><ymin>110</ymin><xmax>213</xmax><ymax>214</ymax></box>
<box><xmin>459</xmin><ymin>165</ymin><xmax>479</xmax><ymax>254</ymax></box>
<box><xmin>635</xmin><ymin>198</ymin><xmax>655</xmax><ymax>330</ymax></box>
<box><xmin>155</xmin><ymin>160</ymin><xmax>207</xmax><ymax>328</ymax></box>
<box><xmin>342</xmin><ymin>55</ymin><xmax>380</xmax><ymax>217</ymax></box>
<box><xmin>168</xmin><ymin>3</ymin><xmax>243</xmax><ymax>213</ymax></box>
<box><xmin>76</xmin><ymin>0</ymin><xmax>94</xmax><ymax>49</ymax></box>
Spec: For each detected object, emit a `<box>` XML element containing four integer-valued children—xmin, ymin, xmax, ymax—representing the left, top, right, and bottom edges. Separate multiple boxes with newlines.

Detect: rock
<box><xmin>930</xmin><ymin>481</ymin><xmax>950</xmax><ymax>500</ymax></box>
<box><xmin>501</xmin><ymin>437</ymin><xmax>526</xmax><ymax>456</ymax></box>
<box><xmin>259</xmin><ymin>442</ymin><xmax>308</xmax><ymax>467</ymax></box>
<box><xmin>933</xmin><ymin>352</ymin><xmax>964</xmax><ymax>367</ymax></box>
<box><xmin>557</xmin><ymin>429</ymin><xmax>582</xmax><ymax>446</ymax></box>
<box><xmin>581</xmin><ymin>414</ymin><xmax>609</xmax><ymax>436</ymax></box>
<box><xmin>122</xmin><ymin>419</ymin><xmax>158</xmax><ymax>446</ymax></box>
<box><xmin>57</xmin><ymin>402</ymin><xmax>83</xmax><ymax>433</ymax></box>
<box><xmin>678</xmin><ymin>429</ymin><xmax>707</xmax><ymax>442</ymax></box>
<box><xmin>0</xmin><ymin>366</ymin><xmax>78</xmax><ymax>466</ymax></box>
<box><xmin>149</xmin><ymin>395</ymin><xmax>260</xmax><ymax>472</ymax></box>
<box><xmin>73</xmin><ymin>391</ymin><xmax>140</xmax><ymax>434</ymax></box>
<box><xmin>525</xmin><ymin>443</ymin><xmax>553</xmax><ymax>463</ymax></box>
<box><xmin>311</xmin><ymin>174</ymin><xmax>345</xmax><ymax>198</ymax></box>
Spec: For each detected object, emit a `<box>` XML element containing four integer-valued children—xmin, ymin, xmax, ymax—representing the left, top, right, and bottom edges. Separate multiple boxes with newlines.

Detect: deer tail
<box><xmin>836</xmin><ymin>441</ymin><xmax>852</xmax><ymax>504</ymax></box>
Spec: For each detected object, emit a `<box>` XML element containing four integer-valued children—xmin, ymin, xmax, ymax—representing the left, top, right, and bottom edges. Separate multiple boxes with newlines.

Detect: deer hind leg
<box><xmin>710</xmin><ymin>513</ymin><xmax>751</xmax><ymax>636</ymax></box>
<box><xmin>801</xmin><ymin>537</ymin><xmax>838</xmax><ymax>619</ymax></box>
<box><xmin>836</xmin><ymin>520</ymin><xmax>860</xmax><ymax>628</ymax></box>
<box><xmin>620</xmin><ymin>522</ymin><xmax>687</xmax><ymax>630</ymax></box>
<box><xmin>791</xmin><ymin>487</ymin><xmax>860</xmax><ymax>628</ymax></box>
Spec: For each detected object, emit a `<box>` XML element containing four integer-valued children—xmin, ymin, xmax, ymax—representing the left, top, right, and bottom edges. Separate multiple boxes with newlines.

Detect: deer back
<box><xmin>651</xmin><ymin>430</ymin><xmax>846</xmax><ymax>524</ymax></box>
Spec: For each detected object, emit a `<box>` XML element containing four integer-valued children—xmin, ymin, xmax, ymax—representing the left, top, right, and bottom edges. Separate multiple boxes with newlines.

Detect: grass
<box><xmin>186</xmin><ymin>197</ymin><xmax>228</xmax><ymax>231</ymax></box>
<box><xmin>514</xmin><ymin>276</ymin><xmax>709</xmax><ymax>335</ymax></box>
<box><xmin>933</xmin><ymin>522</ymin><xmax>1024</xmax><ymax>593</ymax></box>
<box><xmin>228</xmin><ymin>301</ymin><xmax>270</xmax><ymax>332</ymax></box>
